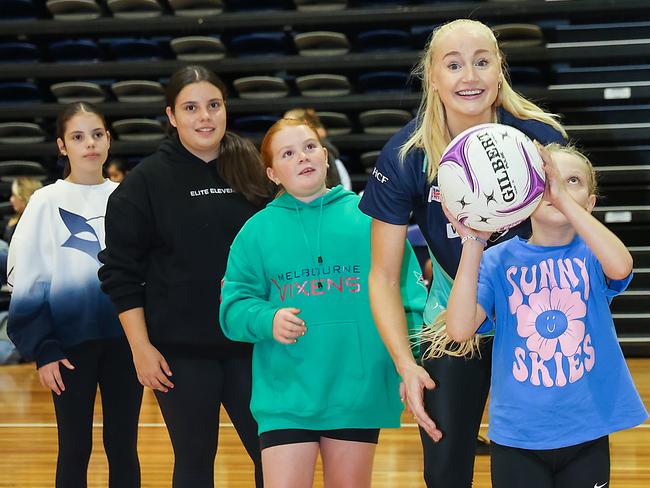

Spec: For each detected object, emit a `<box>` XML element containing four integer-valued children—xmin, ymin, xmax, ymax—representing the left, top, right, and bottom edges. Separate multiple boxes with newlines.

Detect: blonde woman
<box><xmin>4</xmin><ymin>177</ymin><xmax>42</xmax><ymax>243</ymax></box>
<box><xmin>359</xmin><ymin>19</ymin><xmax>567</xmax><ymax>487</ymax></box>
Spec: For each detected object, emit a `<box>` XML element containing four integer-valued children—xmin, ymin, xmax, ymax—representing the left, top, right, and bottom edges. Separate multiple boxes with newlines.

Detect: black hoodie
<box><xmin>98</xmin><ymin>136</ymin><xmax>263</xmax><ymax>357</ymax></box>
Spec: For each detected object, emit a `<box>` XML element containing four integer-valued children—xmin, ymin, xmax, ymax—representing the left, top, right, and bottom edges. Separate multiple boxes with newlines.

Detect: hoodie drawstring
<box><xmin>294</xmin><ymin>197</ymin><xmax>325</xmax><ymax>288</ymax></box>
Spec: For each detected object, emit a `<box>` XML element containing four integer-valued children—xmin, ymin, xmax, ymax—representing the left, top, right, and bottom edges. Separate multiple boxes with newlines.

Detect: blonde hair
<box><xmin>400</xmin><ymin>19</ymin><xmax>566</xmax><ymax>183</ymax></box>
<box><xmin>420</xmin><ymin>311</ymin><xmax>484</xmax><ymax>360</ymax></box>
<box><xmin>9</xmin><ymin>177</ymin><xmax>43</xmax><ymax>227</ymax></box>
<box><xmin>545</xmin><ymin>143</ymin><xmax>598</xmax><ymax>195</ymax></box>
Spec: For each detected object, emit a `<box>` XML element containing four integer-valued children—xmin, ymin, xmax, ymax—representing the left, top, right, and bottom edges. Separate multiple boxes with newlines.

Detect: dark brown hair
<box><xmin>166</xmin><ymin>65</ymin><xmax>273</xmax><ymax>203</ymax></box>
<box><xmin>56</xmin><ymin>102</ymin><xmax>108</xmax><ymax>178</ymax></box>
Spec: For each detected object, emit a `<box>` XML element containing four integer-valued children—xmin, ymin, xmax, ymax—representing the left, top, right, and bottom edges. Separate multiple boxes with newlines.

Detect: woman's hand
<box><xmin>272</xmin><ymin>307</ymin><xmax>307</xmax><ymax>344</ymax></box>
<box><xmin>38</xmin><ymin>359</ymin><xmax>75</xmax><ymax>396</ymax></box>
<box><xmin>131</xmin><ymin>342</ymin><xmax>174</xmax><ymax>392</ymax></box>
<box><xmin>441</xmin><ymin>203</ymin><xmax>492</xmax><ymax>242</ymax></box>
<box><xmin>399</xmin><ymin>362</ymin><xmax>443</xmax><ymax>442</ymax></box>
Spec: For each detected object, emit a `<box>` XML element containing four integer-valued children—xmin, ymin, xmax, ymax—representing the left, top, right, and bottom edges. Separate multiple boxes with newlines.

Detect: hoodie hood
<box><xmin>157</xmin><ymin>135</ymin><xmax>219</xmax><ymax>170</ymax></box>
<box><xmin>268</xmin><ymin>184</ymin><xmax>350</xmax><ymax>210</ymax></box>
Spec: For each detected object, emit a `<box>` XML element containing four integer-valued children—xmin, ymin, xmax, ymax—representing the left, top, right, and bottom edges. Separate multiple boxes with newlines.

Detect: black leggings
<box><xmin>419</xmin><ymin>337</ymin><xmax>493</xmax><ymax>488</ymax></box>
<box><xmin>52</xmin><ymin>337</ymin><xmax>143</xmax><ymax>488</ymax></box>
<box><xmin>154</xmin><ymin>354</ymin><xmax>263</xmax><ymax>488</ymax></box>
<box><xmin>491</xmin><ymin>436</ymin><xmax>610</xmax><ymax>488</ymax></box>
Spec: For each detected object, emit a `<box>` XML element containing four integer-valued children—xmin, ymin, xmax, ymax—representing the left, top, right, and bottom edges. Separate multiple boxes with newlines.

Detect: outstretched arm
<box><xmin>369</xmin><ymin>219</ymin><xmax>441</xmax><ymax>441</ymax></box>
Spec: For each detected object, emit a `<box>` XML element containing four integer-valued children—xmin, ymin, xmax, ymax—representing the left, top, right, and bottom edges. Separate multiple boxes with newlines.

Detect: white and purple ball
<box><xmin>438</xmin><ymin>123</ymin><xmax>545</xmax><ymax>232</ymax></box>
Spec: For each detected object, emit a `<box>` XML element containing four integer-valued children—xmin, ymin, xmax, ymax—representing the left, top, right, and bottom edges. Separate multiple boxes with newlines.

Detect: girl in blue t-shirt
<box><xmin>442</xmin><ymin>143</ymin><xmax>648</xmax><ymax>487</ymax></box>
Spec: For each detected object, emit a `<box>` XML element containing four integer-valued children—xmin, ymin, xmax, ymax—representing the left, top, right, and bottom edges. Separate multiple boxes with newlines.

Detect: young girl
<box><xmin>219</xmin><ymin>118</ymin><xmax>426</xmax><ymax>488</ymax></box>
<box><xmin>358</xmin><ymin>18</ymin><xmax>567</xmax><ymax>486</ymax></box>
<box><xmin>7</xmin><ymin>102</ymin><xmax>142</xmax><ymax>487</ymax></box>
<box><xmin>98</xmin><ymin>65</ymin><xmax>271</xmax><ymax>487</ymax></box>
<box><xmin>443</xmin><ymin>144</ymin><xmax>648</xmax><ymax>487</ymax></box>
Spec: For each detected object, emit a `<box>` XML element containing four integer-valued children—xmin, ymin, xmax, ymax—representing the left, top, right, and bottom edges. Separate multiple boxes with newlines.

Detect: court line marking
<box><xmin>1</xmin><ymin>422</ymin><xmax>649</xmax><ymax>429</ymax></box>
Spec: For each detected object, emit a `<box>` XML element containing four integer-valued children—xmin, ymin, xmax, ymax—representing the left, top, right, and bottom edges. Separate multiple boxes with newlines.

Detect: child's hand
<box><xmin>273</xmin><ymin>307</ymin><xmax>307</xmax><ymax>344</ymax></box>
<box><xmin>441</xmin><ymin>202</ymin><xmax>492</xmax><ymax>242</ymax></box>
<box><xmin>37</xmin><ymin>358</ymin><xmax>75</xmax><ymax>396</ymax></box>
<box><xmin>536</xmin><ymin>141</ymin><xmax>569</xmax><ymax>208</ymax></box>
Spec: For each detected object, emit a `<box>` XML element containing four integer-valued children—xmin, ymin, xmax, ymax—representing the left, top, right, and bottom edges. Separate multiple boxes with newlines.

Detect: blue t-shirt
<box><xmin>477</xmin><ymin>236</ymin><xmax>648</xmax><ymax>449</ymax></box>
<box><xmin>359</xmin><ymin>108</ymin><xmax>566</xmax><ymax>279</ymax></box>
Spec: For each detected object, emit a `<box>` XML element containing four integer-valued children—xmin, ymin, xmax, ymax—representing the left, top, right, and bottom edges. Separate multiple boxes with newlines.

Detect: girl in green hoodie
<box><xmin>220</xmin><ymin>118</ymin><xmax>426</xmax><ymax>487</ymax></box>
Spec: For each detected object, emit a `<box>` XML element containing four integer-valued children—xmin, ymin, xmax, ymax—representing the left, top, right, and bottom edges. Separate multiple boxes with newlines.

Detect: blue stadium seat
<box><xmin>508</xmin><ymin>66</ymin><xmax>545</xmax><ymax>86</ymax></box>
<box><xmin>226</xmin><ymin>0</ymin><xmax>291</xmax><ymax>11</ymax></box>
<box><xmin>358</xmin><ymin>71</ymin><xmax>409</xmax><ymax>93</ymax></box>
<box><xmin>233</xmin><ymin>115</ymin><xmax>278</xmax><ymax>136</ymax></box>
<box><xmin>294</xmin><ymin>0</ymin><xmax>346</xmax><ymax>11</ymax></box>
<box><xmin>1</xmin><ymin>0</ymin><xmax>39</xmax><ymax>19</ymax></box>
<box><xmin>0</xmin><ymin>42</ymin><xmax>41</xmax><ymax>64</ymax></box>
<box><xmin>357</xmin><ymin>29</ymin><xmax>410</xmax><ymax>52</ymax></box>
<box><xmin>104</xmin><ymin>38</ymin><xmax>167</xmax><ymax>61</ymax></box>
<box><xmin>0</xmin><ymin>82</ymin><xmax>42</xmax><ymax>104</ymax></box>
<box><xmin>230</xmin><ymin>32</ymin><xmax>289</xmax><ymax>57</ymax></box>
<box><xmin>410</xmin><ymin>25</ymin><xmax>437</xmax><ymax>49</ymax></box>
<box><xmin>49</xmin><ymin>39</ymin><xmax>103</xmax><ymax>63</ymax></box>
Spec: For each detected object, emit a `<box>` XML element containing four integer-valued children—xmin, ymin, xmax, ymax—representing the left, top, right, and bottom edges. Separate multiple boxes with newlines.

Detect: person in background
<box><xmin>106</xmin><ymin>158</ymin><xmax>129</xmax><ymax>183</ymax></box>
<box><xmin>3</xmin><ymin>177</ymin><xmax>43</xmax><ymax>243</ymax></box>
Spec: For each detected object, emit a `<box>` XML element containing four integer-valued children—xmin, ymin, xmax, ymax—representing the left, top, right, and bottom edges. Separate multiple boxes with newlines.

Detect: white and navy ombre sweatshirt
<box><xmin>7</xmin><ymin>179</ymin><xmax>123</xmax><ymax>367</ymax></box>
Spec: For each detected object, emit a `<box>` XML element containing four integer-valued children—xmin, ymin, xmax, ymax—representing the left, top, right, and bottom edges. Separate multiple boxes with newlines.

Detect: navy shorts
<box><xmin>260</xmin><ymin>428</ymin><xmax>380</xmax><ymax>450</ymax></box>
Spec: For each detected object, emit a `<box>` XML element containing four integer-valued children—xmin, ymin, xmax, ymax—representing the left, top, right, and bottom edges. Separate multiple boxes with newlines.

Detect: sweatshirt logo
<box><xmin>189</xmin><ymin>187</ymin><xmax>234</xmax><ymax>197</ymax></box>
<box><xmin>271</xmin><ymin>264</ymin><xmax>362</xmax><ymax>302</ymax></box>
<box><xmin>59</xmin><ymin>208</ymin><xmax>104</xmax><ymax>264</ymax></box>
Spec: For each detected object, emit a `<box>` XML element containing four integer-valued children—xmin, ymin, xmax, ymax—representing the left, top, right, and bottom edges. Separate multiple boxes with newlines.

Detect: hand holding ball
<box><xmin>438</xmin><ymin>123</ymin><xmax>545</xmax><ymax>232</ymax></box>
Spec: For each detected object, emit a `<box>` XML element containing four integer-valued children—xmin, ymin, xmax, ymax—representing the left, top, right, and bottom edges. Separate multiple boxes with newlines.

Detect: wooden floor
<box><xmin>1</xmin><ymin>359</ymin><xmax>649</xmax><ymax>487</ymax></box>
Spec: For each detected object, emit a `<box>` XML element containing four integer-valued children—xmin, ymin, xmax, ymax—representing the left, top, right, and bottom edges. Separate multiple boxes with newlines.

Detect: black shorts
<box><xmin>260</xmin><ymin>428</ymin><xmax>380</xmax><ymax>450</ymax></box>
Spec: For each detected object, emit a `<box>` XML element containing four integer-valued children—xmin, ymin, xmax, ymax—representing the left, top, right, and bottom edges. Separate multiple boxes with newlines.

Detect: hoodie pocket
<box><xmin>270</xmin><ymin>320</ymin><xmax>365</xmax><ymax>414</ymax></box>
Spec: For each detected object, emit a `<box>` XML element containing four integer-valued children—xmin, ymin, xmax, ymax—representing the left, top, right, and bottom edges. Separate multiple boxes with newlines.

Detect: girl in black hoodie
<box><xmin>98</xmin><ymin>65</ymin><xmax>272</xmax><ymax>488</ymax></box>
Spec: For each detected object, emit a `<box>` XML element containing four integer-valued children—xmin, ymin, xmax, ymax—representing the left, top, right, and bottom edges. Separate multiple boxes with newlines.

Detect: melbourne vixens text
<box><xmin>271</xmin><ymin>264</ymin><xmax>362</xmax><ymax>301</ymax></box>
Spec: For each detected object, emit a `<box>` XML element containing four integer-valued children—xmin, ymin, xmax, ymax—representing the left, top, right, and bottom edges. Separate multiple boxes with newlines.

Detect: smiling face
<box><xmin>533</xmin><ymin>152</ymin><xmax>597</xmax><ymax>227</ymax></box>
<box><xmin>166</xmin><ymin>81</ymin><xmax>226</xmax><ymax>162</ymax></box>
<box><xmin>57</xmin><ymin>112</ymin><xmax>110</xmax><ymax>174</ymax></box>
<box><xmin>266</xmin><ymin>124</ymin><xmax>328</xmax><ymax>203</ymax></box>
<box><xmin>431</xmin><ymin>23</ymin><xmax>502</xmax><ymax>136</ymax></box>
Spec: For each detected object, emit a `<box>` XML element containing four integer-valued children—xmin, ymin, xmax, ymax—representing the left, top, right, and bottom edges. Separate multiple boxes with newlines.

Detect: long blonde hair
<box><xmin>400</xmin><ymin>19</ymin><xmax>566</xmax><ymax>183</ymax></box>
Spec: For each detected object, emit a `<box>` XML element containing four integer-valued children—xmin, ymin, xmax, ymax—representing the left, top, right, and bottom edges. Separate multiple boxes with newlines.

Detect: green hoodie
<box><xmin>220</xmin><ymin>186</ymin><xmax>426</xmax><ymax>434</ymax></box>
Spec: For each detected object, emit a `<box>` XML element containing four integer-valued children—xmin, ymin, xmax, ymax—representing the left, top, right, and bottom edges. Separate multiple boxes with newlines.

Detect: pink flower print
<box><xmin>516</xmin><ymin>287</ymin><xmax>586</xmax><ymax>361</ymax></box>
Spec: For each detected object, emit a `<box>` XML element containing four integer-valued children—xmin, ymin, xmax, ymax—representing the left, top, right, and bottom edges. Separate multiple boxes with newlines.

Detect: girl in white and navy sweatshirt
<box><xmin>7</xmin><ymin>102</ymin><xmax>142</xmax><ymax>488</ymax></box>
